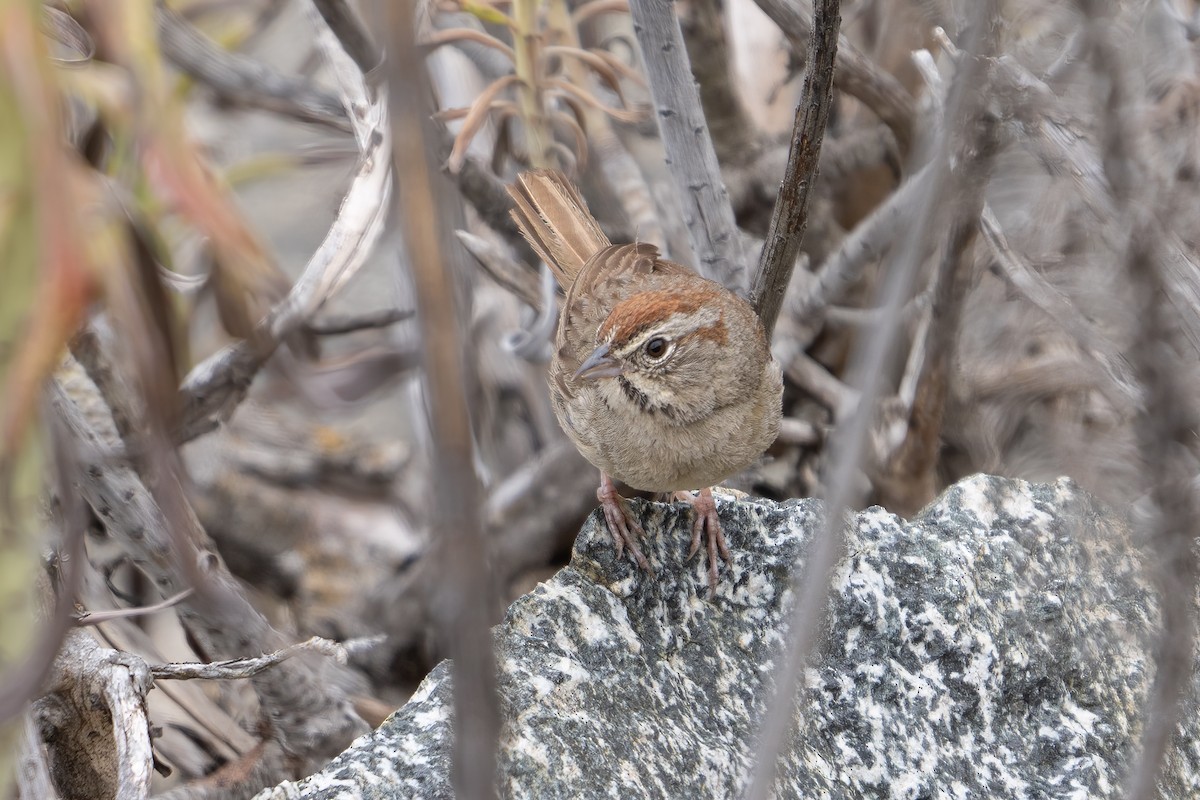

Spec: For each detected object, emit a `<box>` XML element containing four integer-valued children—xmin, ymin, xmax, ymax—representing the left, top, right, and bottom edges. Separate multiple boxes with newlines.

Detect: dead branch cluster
<box><xmin>4</xmin><ymin>0</ymin><xmax>1200</xmax><ymax>798</ymax></box>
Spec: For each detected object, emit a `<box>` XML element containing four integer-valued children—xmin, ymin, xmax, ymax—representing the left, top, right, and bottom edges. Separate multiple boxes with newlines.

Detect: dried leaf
<box><xmin>424</xmin><ymin>27</ymin><xmax>516</xmax><ymax>60</ymax></box>
<box><xmin>570</xmin><ymin>0</ymin><xmax>630</xmax><ymax>26</ymax></box>
<box><xmin>584</xmin><ymin>45</ymin><xmax>647</xmax><ymax>87</ymax></box>
<box><xmin>555</xmin><ymin>92</ymin><xmax>589</xmax><ymax>133</ymax></box>
<box><xmin>434</xmin><ymin>106</ymin><xmax>472</xmax><ymax>123</ymax></box>
<box><xmin>492</xmin><ymin>111</ymin><xmax>514</xmax><ymax>173</ymax></box>
<box><xmin>447</xmin><ymin>74</ymin><xmax>522</xmax><ymax>173</ymax></box>
<box><xmin>545</xmin><ymin>78</ymin><xmax>644</xmax><ymax>123</ymax></box>
<box><xmin>543</xmin><ymin>45</ymin><xmax>626</xmax><ymax>105</ymax></box>
<box><xmin>549</xmin><ymin>109</ymin><xmax>588</xmax><ymax>170</ymax></box>
<box><xmin>39</xmin><ymin>6</ymin><xmax>94</xmax><ymax>65</ymax></box>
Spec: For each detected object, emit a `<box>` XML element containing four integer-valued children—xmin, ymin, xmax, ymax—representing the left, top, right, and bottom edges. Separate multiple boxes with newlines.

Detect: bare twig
<box><xmin>149</xmin><ymin>635</ymin><xmax>373</xmax><ymax>681</ymax></box>
<box><xmin>794</xmin><ymin>160</ymin><xmax>936</xmax><ymax>321</ymax></box>
<box><xmin>1075</xmin><ymin>3</ymin><xmax>1200</xmax><ymax>797</ymax></box>
<box><xmin>777</xmin><ymin>417</ymin><xmax>821</xmax><ymax>446</ymax></box>
<box><xmin>437</xmin><ymin>123</ymin><xmax>531</xmax><ymax>244</ymax></box>
<box><xmin>979</xmin><ymin>205</ymin><xmax>1140</xmax><ymax>410</ymax></box>
<box><xmin>770</xmin><ymin>159</ymin><xmax>936</xmax><ymax>376</ymax></box>
<box><xmin>305</xmin><ymin>307</ymin><xmax>414</xmax><ymax>336</ymax></box>
<box><xmin>157</xmin><ymin>6</ymin><xmax>352</xmax><ymax>133</ymax></box>
<box><xmin>751</xmin><ymin>0</ymin><xmax>840</xmax><ymax>339</ymax></box>
<box><xmin>986</xmin><ymin>47</ymin><xmax>1200</xmax><ymax>359</ymax></box>
<box><xmin>783</xmin><ymin>351</ymin><xmax>858</xmax><ymax>420</ymax></box>
<box><xmin>0</xmin><ymin>408</ymin><xmax>88</xmax><ymax>733</ymax></box>
<box><xmin>457</xmin><ymin>230</ymin><xmax>545</xmax><ymax>310</ymax></box>
<box><xmin>385</xmin><ymin>3</ymin><xmax>499</xmax><ymax>798</ymax></box>
<box><xmin>1123</xmin><ymin>235</ymin><xmax>1199</xmax><ymax>800</ymax></box>
<box><xmin>73</xmin><ymin>157</ymin><xmax>362</xmax><ymax>786</ymax></box>
<box><xmin>51</xmin><ymin>377</ymin><xmax>367</xmax><ymax>773</ymax></box>
<box><xmin>310</xmin><ymin>0</ymin><xmax>382</xmax><ymax>75</ymax></box>
<box><xmin>367</xmin><ymin>439</ymin><xmax>596</xmax><ymax>674</ymax></box>
<box><xmin>877</xmin><ymin>98</ymin><xmax>1001</xmax><ymax>516</ymax></box>
<box><xmin>69</xmin><ymin>326</ymin><xmax>138</xmax><ymax>444</ymax></box>
<box><xmin>823</xmin><ymin>290</ymin><xmax>929</xmax><ymax>330</ymax></box>
<box><xmin>627</xmin><ymin>0</ymin><xmax>746</xmax><ymax>290</ymax></box>
<box><xmin>483</xmin><ymin>440</ymin><xmax>600</xmax><ymax>577</ymax></box>
<box><xmin>752</xmin><ymin>0</ymin><xmax>915</xmax><ymax>155</ymax></box>
<box><xmin>816</xmin><ymin>123</ymin><xmax>899</xmax><ymax>187</ymax></box>
<box><xmin>590</xmin><ymin>122</ymin><xmax>669</xmax><ymax>254</ymax></box>
<box><xmin>177</xmin><ymin>3</ymin><xmax>391</xmax><ymax>443</ymax></box>
<box><xmin>75</xmin><ymin>588</ymin><xmax>195</xmax><ymax>627</ymax></box>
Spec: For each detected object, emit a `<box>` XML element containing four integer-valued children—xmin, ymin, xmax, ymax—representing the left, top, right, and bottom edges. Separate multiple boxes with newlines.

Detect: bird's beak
<box><xmin>574</xmin><ymin>342</ymin><xmax>623</xmax><ymax>381</ymax></box>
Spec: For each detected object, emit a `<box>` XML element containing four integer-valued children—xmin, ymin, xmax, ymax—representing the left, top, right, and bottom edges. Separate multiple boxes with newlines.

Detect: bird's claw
<box><xmin>598</xmin><ymin>476</ymin><xmax>652</xmax><ymax>573</ymax></box>
<box><xmin>676</xmin><ymin>488</ymin><xmax>730</xmax><ymax>592</ymax></box>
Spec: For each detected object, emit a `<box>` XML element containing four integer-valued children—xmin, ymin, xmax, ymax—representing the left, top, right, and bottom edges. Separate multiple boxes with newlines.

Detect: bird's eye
<box><xmin>644</xmin><ymin>337</ymin><xmax>668</xmax><ymax>359</ymax></box>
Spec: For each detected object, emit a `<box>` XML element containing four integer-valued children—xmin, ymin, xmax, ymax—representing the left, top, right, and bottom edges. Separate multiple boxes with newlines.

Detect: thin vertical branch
<box><xmin>1074</xmin><ymin>2</ymin><xmax>1200</xmax><ymax>797</ymax></box>
<box><xmin>750</xmin><ymin>0</ymin><xmax>840</xmax><ymax>339</ymax></box>
<box><xmin>744</xmin><ymin>173</ymin><xmax>940</xmax><ymax>800</ymax></box>
<box><xmin>744</xmin><ymin>3</ymin><xmax>1000</xmax><ymax>796</ymax></box>
<box><xmin>628</xmin><ymin>0</ymin><xmax>746</xmax><ymax>290</ymax></box>
<box><xmin>875</xmin><ymin>96</ymin><xmax>1001</xmax><ymax>516</ymax></box>
<box><xmin>1123</xmin><ymin>236</ymin><xmax>1199</xmax><ymax>800</ymax></box>
<box><xmin>385</xmin><ymin>3</ymin><xmax>499</xmax><ymax>799</ymax></box>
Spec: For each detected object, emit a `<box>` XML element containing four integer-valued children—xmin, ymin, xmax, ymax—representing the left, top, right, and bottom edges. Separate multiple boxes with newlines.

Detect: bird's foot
<box><xmin>677</xmin><ymin>487</ymin><xmax>731</xmax><ymax>592</ymax></box>
<box><xmin>597</xmin><ymin>474</ymin><xmax>652</xmax><ymax>573</ymax></box>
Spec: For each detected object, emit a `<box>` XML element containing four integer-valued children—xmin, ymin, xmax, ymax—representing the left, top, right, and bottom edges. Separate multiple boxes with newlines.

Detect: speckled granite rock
<box><xmin>256</xmin><ymin>475</ymin><xmax>1200</xmax><ymax>799</ymax></box>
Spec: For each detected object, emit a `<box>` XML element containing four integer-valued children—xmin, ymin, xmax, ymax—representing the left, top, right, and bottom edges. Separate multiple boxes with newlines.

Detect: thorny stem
<box><xmin>751</xmin><ymin>0</ymin><xmax>840</xmax><ymax>339</ymax></box>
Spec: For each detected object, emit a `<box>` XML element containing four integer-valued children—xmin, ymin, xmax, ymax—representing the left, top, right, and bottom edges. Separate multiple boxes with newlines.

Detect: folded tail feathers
<box><xmin>507</xmin><ymin>169</ymin><xmax>610</xmax><ymax>286</ymax></box>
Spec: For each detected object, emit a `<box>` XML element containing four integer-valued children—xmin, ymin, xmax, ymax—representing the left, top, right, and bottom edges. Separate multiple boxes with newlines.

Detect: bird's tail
<box><xmin>507</xmin><ymin>169</ymin><xmax>610</xmax><ymax>287</ymax></box>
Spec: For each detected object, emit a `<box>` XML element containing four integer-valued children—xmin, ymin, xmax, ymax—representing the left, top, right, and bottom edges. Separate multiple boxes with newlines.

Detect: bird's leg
<box><xmin>676</xmin><ymin>487</ymin><xmax>730</xmax><ymax>592</ymax></box>
<box><xmin>597</xmin><ymin>473</ymin><xmax>652</xmax><ymax>573</ymax></box>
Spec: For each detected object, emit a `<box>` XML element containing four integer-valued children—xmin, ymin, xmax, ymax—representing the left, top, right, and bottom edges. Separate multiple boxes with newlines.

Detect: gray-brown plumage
<box><xmin>506</xmin><ymin>169</ymin><xmax>783</xmax><ymax>589</ymax></box>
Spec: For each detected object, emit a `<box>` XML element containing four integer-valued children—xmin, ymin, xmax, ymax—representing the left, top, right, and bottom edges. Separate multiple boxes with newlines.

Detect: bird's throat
<box><xmin>617</xmin><ymin>376</ymin><xmax>680</xmax><ymax>421</ymax></box>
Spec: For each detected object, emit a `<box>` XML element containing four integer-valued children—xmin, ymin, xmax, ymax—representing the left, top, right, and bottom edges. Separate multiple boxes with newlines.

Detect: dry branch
<box><xmin>177</xmin><ymin>2</ymin><xmax>391</xmax><ymax>443</ymax></box>
<box><xmin>385</xmin><ymin>2</ymin><xmax>500</xmax><ymax>797</ymax></box>
<box><xmin>0</xmin><ymin>424</ymin><xmax>88</xmax><ymax>736</ymax></box>
<box><xmin>876</xmin><ymin>102</ymin><xmax>1000</xmax><ymax>516</ymax></box>
<box><xmin>1077</xmin><ymin>4</ymin><xmax>1200</xmax><ymax>796</ymax></box>
<box><xmin>978</xmin><ymin>205</ymin><xmax>1139</xmax><ymax>411</ymax></box>
<box><xmin>31</xmin><ymin>631</ymin><xmax>154</xmax><ymax>800</ymax></box>
<box><xmin>751</xmin><ymin>0</ymin><xmax>840</xmax><ymax>338</ymax></box>
<box><xmin>676</xmin><ymin>0</ymin><xmax>761</xmax><ymax>166</ymax></box>
<box><xmin>628</xmin><ymin>0</ymin><xmax>746</xmax><ymax>290</ymax></box>
<box><xmin>746</xmin><ymin>3</ymin><xmax>1002</xmax><ymax>794</ymax></box>
<box><xmin>149</xmin><ymin>636</ymin><xmax>370</xmax><ymax>681</ymax></box>
<box><xmin>16</xmin><ymin>715</ymin><xmax>58</xmax><ymax>800</ymax></box>
<box><xmin>769</xmin><ymin>157</ymin><xmax>935</xmax><ymax>379</ymax></box>
<box><xmin>752</xmin><ymin>0</ymin><xmax>916</xmax><ymax>154</ymax></box>
<box><xmin>310</xmin><ymin>0</ymin><xmax>383</xmax><ymax>75</ymax></box>
<box><xmin>50</xmin><ymin>375</ymin><xmax>367</xmax><ymax>780</ymax></box>
<box><xmin>157</xmin><ymin>6</ymin><xmax>352</xmax><ymax>133</ymax></box>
